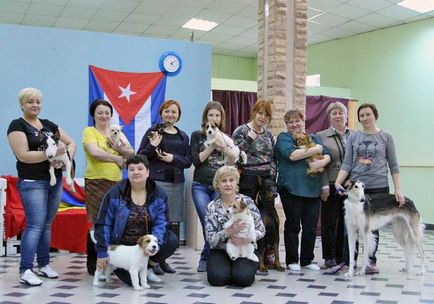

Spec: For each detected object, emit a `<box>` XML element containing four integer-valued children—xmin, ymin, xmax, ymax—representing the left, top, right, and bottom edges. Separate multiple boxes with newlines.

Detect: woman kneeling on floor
<box><xmin>205</xmin><ymin>166</ymin><xmax>265</xmax><ymax>287</ymax></box>
<box><xmin>94</xmin><ymin>155</ymin><xmax>178</xmax><ymax>285</ymax></box>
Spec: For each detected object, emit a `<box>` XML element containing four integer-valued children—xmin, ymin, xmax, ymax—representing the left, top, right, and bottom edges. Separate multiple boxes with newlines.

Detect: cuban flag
<box><xmin>88</xmin><ymin>65</ymin><xmax>167</xmax><ymax>151</ymax></box>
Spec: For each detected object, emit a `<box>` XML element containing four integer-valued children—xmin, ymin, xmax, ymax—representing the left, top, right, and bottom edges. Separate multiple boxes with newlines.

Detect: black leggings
<box><xmin>207</xmin><ymin>249</ymin><xmax>258</xmax><ymax>287</ymax></box>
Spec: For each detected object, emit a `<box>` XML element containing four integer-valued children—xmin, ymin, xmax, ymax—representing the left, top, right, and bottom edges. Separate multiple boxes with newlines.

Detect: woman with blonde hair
<box><xmin>205</xmin><ymin>166</ymin><xmax>265</xmax><ymax>286</ymax></box>
<box><xmin>8</xmin><ymin>87</ymin><xmax>76</xmax><ymax>286</ymax></box>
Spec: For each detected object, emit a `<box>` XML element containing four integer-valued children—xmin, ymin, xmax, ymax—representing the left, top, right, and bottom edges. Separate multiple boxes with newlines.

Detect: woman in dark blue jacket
<box><xmin>94</xmin><ymin>155</ymin><xmax>178</xmax><ymax>285</ymax></box>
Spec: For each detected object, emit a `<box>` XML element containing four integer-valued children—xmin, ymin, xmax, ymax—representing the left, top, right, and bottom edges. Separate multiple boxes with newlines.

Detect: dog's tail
<box><xmin>90</xmin><ymin>229</ymin><xmax>97</xmax><ymax>244</ymax></box>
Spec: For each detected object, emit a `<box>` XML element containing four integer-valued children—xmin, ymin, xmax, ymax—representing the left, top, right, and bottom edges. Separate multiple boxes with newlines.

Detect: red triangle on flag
<box><xmin>90</xmin><ymin>65</ymin><xmax>164</xmax><ymax>125</ymax></box>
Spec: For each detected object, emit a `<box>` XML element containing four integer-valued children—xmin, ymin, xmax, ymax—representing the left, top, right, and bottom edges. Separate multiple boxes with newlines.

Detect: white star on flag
<box><xmin>118</xmin><ymin>83</ymin><xmax>136</xmax><ymax>102</ymax></box>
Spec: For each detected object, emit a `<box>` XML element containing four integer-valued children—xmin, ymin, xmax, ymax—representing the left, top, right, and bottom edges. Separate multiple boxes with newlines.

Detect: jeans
<box><xmin>17</xmin><ymin>177</ymin><xmax>63</xmax><ymax>273</ymax></box>
<box><xmin>191</xmin><ymin>182</ymin><xmax>218</xmax><ymax>262</ymax></box>
<box><xmin>279</xmin><ymin>188</ymin><xmax>320</xmax><ymax>266</ymax></box>
<box><xmin>207</xmin><ymin>249</ymin><xmax>258</xmax><ymax>287</ymax></box>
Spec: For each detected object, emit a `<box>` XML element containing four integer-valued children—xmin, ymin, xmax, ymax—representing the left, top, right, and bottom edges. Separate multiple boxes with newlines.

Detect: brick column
<box><xmin>257</xmin><ymin>0</ymin><xmax>308</xmax><ymax>136</ymax></box>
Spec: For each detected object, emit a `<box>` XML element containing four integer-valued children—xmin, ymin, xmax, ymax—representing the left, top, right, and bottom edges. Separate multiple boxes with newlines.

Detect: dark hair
<box><xmin>357</xmin><ymin>103</ymin><xmax>379</xmax><ymax>122</ymax></box>
<box><xmin>201</xmin><ymin>101</ymin><xmax>226</xmax><ymax>132</ymax></box>
<box><xmin>126</xmin><ymin>154</ymin><xmax>150</xmax><ymax>169</ymax></box>
<box><xmin>159</xmin><ymin>99</ymin><xmax>181</xmax><ymax>122</ymax></box>
<box><xmin>89</xmin><ymin>99</ymin><xmax>113</xmax><ymax>124</ymax></box>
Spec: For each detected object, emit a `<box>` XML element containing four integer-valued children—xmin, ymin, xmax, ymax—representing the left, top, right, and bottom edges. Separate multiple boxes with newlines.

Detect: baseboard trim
<box><xmin>425</xmin><ymin>224</ymin><xmax>434</xmax><ymax>230</ymax></box>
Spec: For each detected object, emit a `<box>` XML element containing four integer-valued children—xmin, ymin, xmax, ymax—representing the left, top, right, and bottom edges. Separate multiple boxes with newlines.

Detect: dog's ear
<box><xmin>38</xmin><ymin>131</ymin><xmax>45</xmax><ymax>143</ymax></box>
<box><xmin>240</xmin><ymin>198</ymin><xmax>248</xmax><ymax>209</ymax></box>
<box><xmin>137</xmin><ymin>236</ymin><xmax>147</xmax><ymax>247</ymax></box>
<box><xmin>54</xmin><ymin>129</ymin><xmax>60</xmax><ymax>142</ymax></box>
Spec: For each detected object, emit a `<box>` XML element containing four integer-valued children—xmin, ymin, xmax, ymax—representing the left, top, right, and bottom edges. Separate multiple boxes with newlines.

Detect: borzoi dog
<box><xmin>202</xmin><ymin>122</ymin><xmax>247</xmax><ymax>165</ymax></box>
<box><xmin>343</xmin><ymin>180</ymin><xmax>425</xmax><ymax>277</ymax></box>
<box><xmin>93</xmin><ymin>234</ymin><xmax>159</xmax><ymax>290</ymax></box>
<box><xmin>39</xmin><ymin>130</ymin><xmax>75</xmax><ymax>192</ymax></box>
<box><xmin>224</xmin><ymin>198</ymin><xmax>258</xmax><ymax>262</ymax></box>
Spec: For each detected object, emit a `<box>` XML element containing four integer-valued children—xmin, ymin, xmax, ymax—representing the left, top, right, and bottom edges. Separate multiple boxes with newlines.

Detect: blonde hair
<box><xmin>326</xmin><ymin>102</ymin><xmax>348</xmax><ymax>118</ymax></box>
<box><xmin>213</xmin><ymin>166</ymin><xmax>240</xmax><ymax>191</ymax></box>
<box><xmin>18</xmin><ymin>87</ymin><xmax>42</xmax><ymax>106</ymax></box>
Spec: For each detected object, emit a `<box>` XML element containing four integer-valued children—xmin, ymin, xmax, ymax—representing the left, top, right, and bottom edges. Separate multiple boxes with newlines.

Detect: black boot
<box><xmin>169</xmin><ymin>221</ymin><xmax>180</xmax><ymax>248</ymax></box>
<box><xmin>86</xmin><ymin>231</ymin><xmax>97</xmax><ymax>276</ymax></box>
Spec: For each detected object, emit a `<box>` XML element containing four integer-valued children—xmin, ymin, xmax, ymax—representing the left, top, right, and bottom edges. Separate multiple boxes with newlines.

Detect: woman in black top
<box><xmin>7</xmin><ymin>87</ymin><xmax>76</xmax><ymax>286</ymax></box>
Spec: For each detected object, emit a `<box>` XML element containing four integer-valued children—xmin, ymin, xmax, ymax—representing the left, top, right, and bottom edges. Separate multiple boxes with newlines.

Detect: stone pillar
<box><xmin>257</xmin><ymin>0</ymin><xmax>308</xmax><ymax>136</ymax></box>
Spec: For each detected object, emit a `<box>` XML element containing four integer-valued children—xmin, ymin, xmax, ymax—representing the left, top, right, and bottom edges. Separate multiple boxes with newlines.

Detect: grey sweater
<box><xmin>341</xmin><ymin>130</ymin><xmax>399</xmax><ymax>189</ymax></box>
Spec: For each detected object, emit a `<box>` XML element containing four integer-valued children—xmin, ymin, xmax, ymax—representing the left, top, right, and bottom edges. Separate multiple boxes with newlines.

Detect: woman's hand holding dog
<box><xmin>114</xmin><ymin>155</ymin><xmax>125</xmax><ymax>169</ymax></box>
<box><xmin>108</xmin><ymin>137</ymin><xmax>133</xmax><ymax>157</ymax></box>
<box><xmin>96</xmin><ymin>257</ymin><xmax>109</xmax><ymax>270</ymax></box>
<box><xmin>156</xmin><ymin>148</ymin><xmax>173</xmax><ymax>163</ymax></box>
<box><xmin>55</xmin><ymin>141</ymin><xmax>68</xmax><ymax>157</ymax></box>
<box><xmin>150</xmin><ymin>133</ymin><xmax>163</xmax><ymax>147</ymax></box>
<box><xmin>395</xmin><ymin>189</ymin><xmax>405</xmax><ymax>207</ymax></box>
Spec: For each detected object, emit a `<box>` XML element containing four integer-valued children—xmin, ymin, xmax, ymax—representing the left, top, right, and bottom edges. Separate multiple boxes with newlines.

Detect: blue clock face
<box><xmin>159</xmin><ymin>51</ymin><xmax>182</xmax><ymax>76</ymax></box>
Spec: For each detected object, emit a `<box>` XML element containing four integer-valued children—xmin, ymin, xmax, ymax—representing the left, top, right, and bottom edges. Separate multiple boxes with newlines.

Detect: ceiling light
<box><xmin>182</xmin><ymin>18</ymin><xmax>218</xmax><ymax>32</ymax></box>
<box><xmin>398</xmin><ymin>0</ymin><xmax>434</xmax><ymax>13</ymax></box>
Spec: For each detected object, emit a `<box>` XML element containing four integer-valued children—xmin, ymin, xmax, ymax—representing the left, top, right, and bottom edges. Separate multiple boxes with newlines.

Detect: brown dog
<box><xmin>293</xmin><ymin>132</ymin><xmax>324</xmax><ymax>176</ymax></box>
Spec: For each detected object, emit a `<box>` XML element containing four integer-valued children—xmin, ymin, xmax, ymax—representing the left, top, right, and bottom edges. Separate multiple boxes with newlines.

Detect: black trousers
<box><xmin>239</xmin><ymin>173</ymin><xmax>271</xmax><ymax>202</ymax></box>
<box><xmin>279</xmin><ymin>188</ymin><xmax>320</xmax><ymax>266</ymax></box>
<box><xmin>207</xmin><ymin>249</ymin><xmax>258</xmax><ymax>287</ymax></box>
<box><xmin>114</xmin><ymin>230</ymin><xmax>178</xmax><ymax>286</ymax></box>
<box><xmin>321</xmin><ymin>184</ymin><xmax>345</xmax><ymax>263</ymax></box>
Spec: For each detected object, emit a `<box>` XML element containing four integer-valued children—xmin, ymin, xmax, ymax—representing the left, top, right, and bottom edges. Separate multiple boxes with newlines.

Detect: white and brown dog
<box><xmin>93</xmin><ymin>234</ymin><xmax>159</xmax><ymax>290</ymax></box>
<box><xmin>224</xmin><ymin>198</ymin><xmax>258</xmax><ymax>262</ymax></box>
<box><xmin>202</xmin><ymin>122</ymin><xmax>247</xmax><ymax>165</ymax></box>
<box><xmin>39</xmin><ymin>130</ymin><xmax>75</xmax><ymax>192</ymax></box>
<box><xmin>343</xmin><ymin>180</ymin><xmax>425</xmax><ymax>277</ymax></box>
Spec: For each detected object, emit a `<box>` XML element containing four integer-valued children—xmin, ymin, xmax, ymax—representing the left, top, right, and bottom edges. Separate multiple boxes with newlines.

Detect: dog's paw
<box><xmin>133</xmin><ymin>286</ymin><xmax>144</xmax><ymax>291</ymax></box>
<box><xmin>258</xmin><ymin>265</ymin><xmax>268</xmax><ymax>273</ymax></box>
<box><xmin>343</xmin><ymin>271</ymin><xmax>354</xmax><ymax>278</ymax></box>
<box><xmin>105</xmin><ymin>277</ymin><xmax>112</xmax><ymax>284</ymax></box>
<box><xmin>355</xmin><ymin>270</ymin><xmax>365</xmax><ymax>276</ymax></box>
<box><xmin>275</xmin><ymin>265</ymin><xmax>285</xmax><ymax>272</ymax></box>
<box><xmin>142</xmin><ymin>283</ymin><xmax>151</xmax><ymax>289</ymax></box>
<box><xmin>92</xmin><ymin>280</ymin><xmax>102</xmax><ymax>287</ymax></box>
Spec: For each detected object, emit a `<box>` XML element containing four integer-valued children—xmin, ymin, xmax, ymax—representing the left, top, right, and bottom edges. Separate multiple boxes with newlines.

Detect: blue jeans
<box><xmin>17</xmin><ymin>177</ymin><xmax>62</xmax><ymax>273</ymax></box>
<box><xmin>191</xmin><ymin>182</ymin><xmax>218</xmax><ymax>262</ymax></box>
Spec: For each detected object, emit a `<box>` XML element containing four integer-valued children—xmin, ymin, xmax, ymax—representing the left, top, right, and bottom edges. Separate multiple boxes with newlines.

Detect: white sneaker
<box><xmin>302</xmin><ymin>263</ymin><xmax>320</xmax><ymax>271</ymax></box>
<box><xmin>36</xmin><ymin>265</ymin><xmax>58</xmax><ymax>278</ymax></box>
<box><xmin>20</xmin><ymin>270</ymin><xmax>43</xmax><ymax>286</ymax></box>
<box><xmin>288</xmin><ymin>263</ymin><xmax>301</xmax><ymax>271</ymax></box>
<box><xmin>146</xmin><ymin>269</ymin><xmax>162</xmax><ymax>282</ymax></box>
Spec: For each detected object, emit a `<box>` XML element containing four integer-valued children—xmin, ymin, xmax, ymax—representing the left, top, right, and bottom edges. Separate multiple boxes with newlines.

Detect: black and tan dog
<box><xmin>256</xmin><ymin>178</ymin><xmax>285</xmax><ymax>272</ymax></box>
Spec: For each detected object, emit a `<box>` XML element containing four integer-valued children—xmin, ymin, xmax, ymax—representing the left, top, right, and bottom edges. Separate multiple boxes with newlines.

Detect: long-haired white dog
<box><xmin>93</xmin><ymin>234</ymin><xmax>159</xmax><ymax>290</ymax></box>
<box><xmin>202</xmin><ymin>121</ymin><xmax>247</xmax><ymax>165</ymax></box>
<box><xmin>224</xmin><ymin>198</ymin><xmax>258</xmax><ymax>262</ymax></box>
<box><xmin>343</xmin><ymin>180</ymin><xmax>425</xmax><ymax>277</ymax></box>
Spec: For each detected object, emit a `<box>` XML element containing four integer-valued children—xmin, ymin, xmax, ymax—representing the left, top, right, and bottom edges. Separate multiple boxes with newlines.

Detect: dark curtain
<box><xmin>305</xmin><ymin>95</ymin><xmax>349</xmax><ymax>134</ymax></box>
<box><xmin>212</xmin><ymin>90</ymin><xmax>257</xmax><ymax>135</ymax></box>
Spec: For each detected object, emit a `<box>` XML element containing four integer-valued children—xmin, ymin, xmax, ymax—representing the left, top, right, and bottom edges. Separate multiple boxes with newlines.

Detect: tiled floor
<box><xmin>1</xmin><ymin>228</ymin><xmax>433</xmax><ymax>304</ymax></box>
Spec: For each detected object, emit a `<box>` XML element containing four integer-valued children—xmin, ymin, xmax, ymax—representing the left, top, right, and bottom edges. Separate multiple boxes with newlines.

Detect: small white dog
<box><xmin>109</xmin><ymin>124</ymin><xmax>123</xmax><ymax>146</ymax></box>
<box><xmin>93</xmin><ymin>234</ymin><xmax>159</xmax><ymax>290</ymax></box>
<box><xmin>343</xmin><ymin>180</ymin><xmax>425</xmax><ymax>277</ymax></box>
<box><xmin>39</xmin><ymin>131</ymin><xmax>75</xmax><ymax>192</ymax></box>
<box><xmin>224</xmin><ymin>198</ymin><xmax>258</xmax><ymax>262</ymax></box>
<box><xmin>202</xmin><ymin>122</ymin><xmax>247</xmax><ymax>165</ymax></box>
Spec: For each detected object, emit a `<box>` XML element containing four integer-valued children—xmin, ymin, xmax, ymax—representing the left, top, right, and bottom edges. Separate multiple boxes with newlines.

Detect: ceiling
<box><xmin>1</xmin><ymin>0</ymin><xmax>433</xmax><ymax>58</ymax></box>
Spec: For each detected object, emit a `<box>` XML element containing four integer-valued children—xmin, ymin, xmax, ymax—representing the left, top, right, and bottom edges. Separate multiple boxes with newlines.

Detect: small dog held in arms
<box><xmin>293</xmin><ymin>132</ymin><xmax>324</xmax><ymax>176</ymax></box>
<box><xmin>224</xmin><ymin>198</ymin><xmax>258</xmax><ymax>262</ymax></box>
<box><xmin>202</xmin><ymin>121</ymin><xmax>247</xmax><ymax>165</ymax></box>
<box><xmin>93</xmin><ymin>234</ymin><xmax>159</xmax><ymax>290</ymax></box>
<box><xmin>147</xmin><ymin>123</ymin><xmax>166</xmax><ymax>140</ymax></box>
<box><xmin>109</xmin><ymin>124</ymin><xmax>123</xmax><ymax>146</ymax></box>
<box><xmin>342</xmin><ymin>180</ymin><xmax>425</xmax><ymax>277</ymax></box>
<box><xmin>256</xmin><ymin>178</ymin><xmax>285</xmax><ymax>273</ymax></box>
<box><xmin>39</xmin><ymin>130</ymin><xmax>75</xmax><ymax>192</ymax></box>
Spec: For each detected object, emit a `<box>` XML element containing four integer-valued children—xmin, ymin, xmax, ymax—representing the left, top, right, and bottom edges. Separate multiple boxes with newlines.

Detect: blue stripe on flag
<box><xmin>88</xmin><ymin>67</ymin><xmax>104</xmax><ymax>126</ymax></box>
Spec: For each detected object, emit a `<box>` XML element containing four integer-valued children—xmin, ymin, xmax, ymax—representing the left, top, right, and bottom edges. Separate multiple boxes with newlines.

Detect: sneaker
<box><xmin>302</xmin><ymin>263</ymin><xmax>320</xmax><ymax>271</ymax></box>
<box><xmin>160</xmin><ymin>262</ymin><xmax>176</xmax><ymax>274</ymax></box>
<box><xmin>19</xmin><ymin>270</ymin><xmax>43</xmax><ymax>286</ymax></box>
<box><xmin>287</xmin><ymin>263</ymin><xmax>301</xmax><ymax>271</ymax></box>
<box><xmin>36</xmin><ymin>265</ymin><xmax>58</xmax><ymax>279</ymax></box>
<box><xmin>365</xmin><ymin>265</ymin><xmax>379</xmax><ymax>274</ymax></box>
<box><xmin>324</xmin><ymin>259</ymin><xmax>337</xmax><ymax>268</ymax></box>
<box><xmin>147</xmin><ymin>269</ymin><xmax>162</xmax><ymax>282</ymax></box>
<box><xmin>197</xmin><ymin>260</ymin><xmax>207</xmax><ymax>272</ymax></box>
<box><xmin>152</xmin><ymin>264</ymin><xmax>165</xmax><ymax>275</ymax></box>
